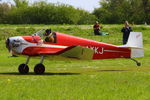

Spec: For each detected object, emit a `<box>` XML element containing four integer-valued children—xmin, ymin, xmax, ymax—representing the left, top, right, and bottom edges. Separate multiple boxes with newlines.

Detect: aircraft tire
<box><xmin>137</xmin><ymin>62</ymin><xmax>141</xmax><ymax>66</ymax></box>
<box><xmin>34</xmin><ymin>63</ymin><xmax>45</xmax><ymax>74</ymax></box>
<box><xmin>18</xmin><ymin>64</ymin><xmax>29</xmax><ymax>74</ymax></box>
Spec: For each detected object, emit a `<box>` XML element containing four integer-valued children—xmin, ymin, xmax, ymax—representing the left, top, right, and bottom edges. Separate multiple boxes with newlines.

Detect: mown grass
<box><xmin>0</xmin><ymin>24</ymin><xmax>150</xmax><ymax>100</ymax></box>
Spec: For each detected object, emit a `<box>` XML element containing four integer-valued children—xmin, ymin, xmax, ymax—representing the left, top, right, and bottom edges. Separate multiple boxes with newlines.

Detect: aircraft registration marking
<box><xmin>87</xmin><ymin>46</ymin><xmax>126</xmax><ymax>54</ymax></box>
<box><xmin>87</xmin><ymin>46</ymin><xmax>104</xmax><ymax>54</ymax></box>
<box><xmin>136</xmin><ymin>34</ymin><xmax>141</xmax><ymax>38</ymax></box>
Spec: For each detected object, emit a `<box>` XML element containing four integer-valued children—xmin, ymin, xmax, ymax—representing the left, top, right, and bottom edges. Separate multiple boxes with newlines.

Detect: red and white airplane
<box><xmin>6</xmin><ymin>29</ymin><xmax>144</xmax><ymax>74</ymax></box>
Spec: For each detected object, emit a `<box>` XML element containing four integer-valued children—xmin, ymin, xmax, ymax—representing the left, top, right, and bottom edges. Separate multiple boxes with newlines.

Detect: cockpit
<box><xmin>32</xmin><ymin>29</ymin><xmax>57</xmax><ymax>43</ymax></box>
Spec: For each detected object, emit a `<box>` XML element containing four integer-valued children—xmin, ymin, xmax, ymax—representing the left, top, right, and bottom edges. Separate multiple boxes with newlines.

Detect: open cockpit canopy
<box><xmin>32</xmin><ymin>29</ymin><xmax>45</xmax><ymax>37</ymax></box>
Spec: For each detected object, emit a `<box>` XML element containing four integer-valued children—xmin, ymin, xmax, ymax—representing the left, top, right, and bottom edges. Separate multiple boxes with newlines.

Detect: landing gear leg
<box><xmin>18</xmin><ymin>56</ymin><xmax>30</xmax><ymax>74</ymax></box>
<box><xmin>130</xmin><ymin>58</ymin><xmax>141</xmax><ymax>66</ymax></box>
<box><xmin>34</xmin><ymin>56</ymin><xmax>45</xmax><ymax>74</ymax></box>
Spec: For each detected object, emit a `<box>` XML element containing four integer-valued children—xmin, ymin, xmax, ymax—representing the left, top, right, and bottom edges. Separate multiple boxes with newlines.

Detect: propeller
<box><xmin>5</xmin><ymin>38</ymin><xmax>11</xmax><ymax>52</ymax></box>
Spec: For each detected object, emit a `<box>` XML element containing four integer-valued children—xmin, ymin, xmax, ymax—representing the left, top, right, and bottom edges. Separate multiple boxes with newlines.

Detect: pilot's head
<box><xmin>44</xmin><ymin>29</ymin><xmax>51</xmax><ymax>36</ymax></box>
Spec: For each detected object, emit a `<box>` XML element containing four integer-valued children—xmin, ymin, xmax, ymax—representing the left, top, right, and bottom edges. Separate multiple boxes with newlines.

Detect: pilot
<box><xmin>44</xmin><ymin>29</ymin><xmax>55</xmax><ymax>43</ymax></box>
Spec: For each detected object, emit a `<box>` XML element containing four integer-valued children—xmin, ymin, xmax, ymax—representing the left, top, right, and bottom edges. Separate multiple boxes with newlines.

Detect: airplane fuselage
<box><xmin>7</xmin><ymin>32</ymin><xmax>131</xmax><ymax>60</ymax></box>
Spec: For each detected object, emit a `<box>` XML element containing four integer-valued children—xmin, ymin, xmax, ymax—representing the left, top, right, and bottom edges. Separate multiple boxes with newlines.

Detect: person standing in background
<box><xmin>121</xmin><ymin>21</ymin><xmax>132</xmax><ymax>44</ymax></box>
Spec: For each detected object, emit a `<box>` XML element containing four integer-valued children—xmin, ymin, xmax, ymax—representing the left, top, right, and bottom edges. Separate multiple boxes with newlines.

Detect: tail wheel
<box><xmin>34</xmin><ymin>63</ymin><xmax>45</xmax><ymax>74</ymax></box>
<box><xmin>137</xmin><ymin>62</ymin><xmax>141</xmax><ymax>66</ymax></box>
<box><xmin>18</xmin><ymin>64</ymin><xmax>29</xmax><ymax>74</ymax></box>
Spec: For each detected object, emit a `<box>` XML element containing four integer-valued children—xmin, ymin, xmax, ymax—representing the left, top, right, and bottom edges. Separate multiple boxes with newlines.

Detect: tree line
<box><xmin>0</xmin><ymin>0</ymin><xmax>97</xmax><ymax>24</ymax></box>
<box><xmin>0</xmin><ymin>0</ymin><xmax>149</xmax><ymax>24</ymax></box>
<box><xmin>93</xmin><ymin>0</ymin><xmax>150</xmax><ymax>24</ymax></box>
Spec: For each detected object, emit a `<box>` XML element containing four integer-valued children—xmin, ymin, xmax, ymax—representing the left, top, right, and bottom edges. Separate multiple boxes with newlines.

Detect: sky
<box><xmin>1</xmin><ymin>0</ymin><xmax>100</xmax><ymax>12</ymax></box>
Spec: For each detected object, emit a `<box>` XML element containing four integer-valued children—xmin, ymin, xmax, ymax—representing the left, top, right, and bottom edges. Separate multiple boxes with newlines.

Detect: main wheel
<box><xmin>18</xmin><ymin>64</ymin><xmax>29</xmax><ymax>74</ymax></box>
<box><xmin>34</xmin><ymin>63</ymin><xmax>45</xmax><ymax>74</ymax></box>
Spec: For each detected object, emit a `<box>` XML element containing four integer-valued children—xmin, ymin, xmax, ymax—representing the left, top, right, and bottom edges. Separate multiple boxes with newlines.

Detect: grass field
<box><xmin>0</xmin><ymin>24</ymin><xmax>150</xmax><ymax>100</ymax></box>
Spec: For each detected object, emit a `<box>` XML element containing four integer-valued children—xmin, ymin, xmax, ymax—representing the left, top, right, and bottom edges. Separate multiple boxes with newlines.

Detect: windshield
<box><xmin>32</xmin><ymin>29</ymin><xmax>57</xmax><ymax>43</ymax></box>
<box><xmin>32</xmin><ymin>29</ymin><xmax>45</xmax><ymax>37</ymax></box>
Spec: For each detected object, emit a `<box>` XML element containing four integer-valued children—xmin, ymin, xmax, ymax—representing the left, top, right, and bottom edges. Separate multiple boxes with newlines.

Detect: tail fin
<box><xmin>119</xmin><ymin>32</ymin><xmax>144</xmax><ymax>58</ymax></box>
<box><xmin>126</xmin><ymin>32</ymin><xmax>143</xmax><ymax>48</ymax></box>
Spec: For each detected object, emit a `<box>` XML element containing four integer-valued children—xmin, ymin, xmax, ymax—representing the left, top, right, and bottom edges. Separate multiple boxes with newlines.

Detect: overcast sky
<box><xmin>1</xmin><ymin>0</ymin><xmax>100</xmax><ymax>12</ymax></box>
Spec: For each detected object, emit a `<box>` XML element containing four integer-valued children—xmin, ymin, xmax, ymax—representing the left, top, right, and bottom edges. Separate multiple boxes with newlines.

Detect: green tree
<box><xmin>0</xmin><ymin>3</ymin><xmax>11</xmax><ymax>23</ymax></box>
<box><xmin>13</xmin><ymin>0</ymin><xmax>28</xmax><ymax>8</ymax></box>
<box><xmin>0</xmin><ymin>1</ymin><xmax>99</xmax><ymax>24</ymax></box>
<box><xmin>93</xmin><ymin>0</ymin><xmax>150</xmax><ymax>24</ymax></box>
<box><xmin>78</xmin><ymin>10</ymin><xmax>98</xmax><ymax>24</ymax></box>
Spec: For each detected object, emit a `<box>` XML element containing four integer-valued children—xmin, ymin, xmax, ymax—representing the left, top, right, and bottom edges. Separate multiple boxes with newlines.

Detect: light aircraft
<box><xmin>5</xmin><ymin>29</ymin><xmax>144</xmax><ymax>74</ymax></box>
